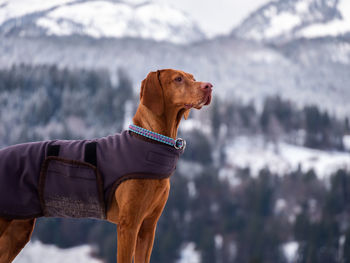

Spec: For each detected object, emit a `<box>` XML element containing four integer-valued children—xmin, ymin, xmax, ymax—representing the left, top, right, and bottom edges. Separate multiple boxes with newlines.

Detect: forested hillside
<box><xmin>1</xmin><ymin>65</ymin><xmax>350</xmax><ymax>263</ymax></box>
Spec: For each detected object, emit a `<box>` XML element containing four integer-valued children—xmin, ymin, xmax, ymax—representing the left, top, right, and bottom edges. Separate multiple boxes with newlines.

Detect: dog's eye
<box><xmin>175</xmin><ymin>76</ymin><xmax>183</xmax><ymax>82</ymax></box>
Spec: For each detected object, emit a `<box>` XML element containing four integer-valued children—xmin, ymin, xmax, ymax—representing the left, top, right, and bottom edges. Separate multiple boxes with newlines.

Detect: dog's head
<box><xmin>140</xmin><ymin>69</ymin><xmax>213</xmax><ymax>119</ymax></box>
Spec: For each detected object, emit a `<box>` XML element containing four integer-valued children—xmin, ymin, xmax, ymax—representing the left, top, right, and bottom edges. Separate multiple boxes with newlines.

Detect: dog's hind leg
<box><xmin>0</xmin><ymin>219</ymin><xmax>35</xmax><ymax>263</ymax></box>
<box><xmin>0</xmin><ymin>218</ymin><xmax>12</xmax><ymax>237</ymax></box>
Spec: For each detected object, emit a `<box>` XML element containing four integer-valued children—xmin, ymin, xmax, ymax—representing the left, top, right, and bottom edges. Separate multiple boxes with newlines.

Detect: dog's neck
<box><xmin>132</xmin><ymin>104</ymin><xmax>185</xmax><ymax>139</ymax></box>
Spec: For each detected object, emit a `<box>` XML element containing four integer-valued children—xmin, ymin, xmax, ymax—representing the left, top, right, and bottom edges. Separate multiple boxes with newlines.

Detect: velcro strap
<box><xmin>84</xmin><ymin>142</ymin><xmax>97</xmax><ymax>167</ymax></box>
<box><xmin>47</xmin><ymin>145</ymin><xmax>60</xmax><ymax>157</ymax></box>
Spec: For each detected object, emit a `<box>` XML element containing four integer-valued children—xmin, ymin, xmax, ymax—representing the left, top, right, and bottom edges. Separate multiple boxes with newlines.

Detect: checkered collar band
<box><xmin>129</xmin><ymin>124</ymin><xmax>186</xmax><ymax>150</ymax></box>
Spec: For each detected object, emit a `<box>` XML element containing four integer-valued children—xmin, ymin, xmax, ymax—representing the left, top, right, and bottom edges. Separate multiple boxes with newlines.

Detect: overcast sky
<box><xmin>154</xmin><ymin>0</ymin><xmax>271</xmax><ymax>37</ymax></box>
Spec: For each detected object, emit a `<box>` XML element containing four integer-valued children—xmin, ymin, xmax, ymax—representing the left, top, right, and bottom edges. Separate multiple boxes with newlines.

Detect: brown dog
<box><xmin>0</xmin><ymin>69</ymin><xmax>213</xmax><ymax>263</ymax></box>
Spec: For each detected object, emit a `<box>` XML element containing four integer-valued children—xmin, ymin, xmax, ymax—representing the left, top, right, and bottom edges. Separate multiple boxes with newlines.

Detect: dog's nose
<box><xmin>200</xmin><ymin>82</ymin><xmax>213</xmax><ymax>90</ymax></box>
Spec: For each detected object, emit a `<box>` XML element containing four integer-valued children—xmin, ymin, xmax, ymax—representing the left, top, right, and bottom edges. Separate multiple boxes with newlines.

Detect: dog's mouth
<box><xmin>184</xmin><ymin>104</ymin><xmax>193</xmax><ymax>109</ymax></box>
<box><xmin>204</xmin><ymin>93</ymin><xmax>212</xmax><ymax>106</ymax></box>
<box><xmin>184</xmin><ymin>91</ymin><xmax>212</xmax><ymax>110</ymax></box>
<box><xmin>196</xmin><ymin>92</ymin><xmax>212</xmax><ymax>109</ymax></box>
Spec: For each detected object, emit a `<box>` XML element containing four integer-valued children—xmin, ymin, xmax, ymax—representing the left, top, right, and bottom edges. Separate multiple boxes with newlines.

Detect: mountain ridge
<box><xmin>1</xmin><ymin>34</ymin><xmax>349</xmax><ymax>116</ymax></box>
<box><xmin>232</xmin><ymin>0</ymin><xmax>350</xmax><ymax>43</ymax></box>
<box><xmin>0</xmin><ymin>0</ymin><xmax>205</xmax><ymax>44</ymax></box>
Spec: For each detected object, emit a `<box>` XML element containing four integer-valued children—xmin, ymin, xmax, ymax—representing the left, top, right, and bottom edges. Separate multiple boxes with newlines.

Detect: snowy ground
<box><xmin>14</xmin><ymin>240</ymin><xmax>202</xmax><ymax>263</ymax></box>
<box><xmin>13</xmin><ymin>240</ymin><xmax>102</xmax><ymax>263</ymax></box>
<box><xmin>10</xmin><ymin>241</ymin><xmax>223</xmax><ymax>263</ymax></box>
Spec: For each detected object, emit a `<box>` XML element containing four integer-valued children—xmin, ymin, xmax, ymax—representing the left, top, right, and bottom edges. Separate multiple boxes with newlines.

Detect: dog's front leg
<box><xmin>134</xmin><ymin>213</ymin><xmax>160</xmax><ymax>263</ymax></box>
<box><xmin>134</xmin><ymin>187</ymin><xmax>169</xmax><ymax>263</ymax></box>
<box><xmin>117</xmin><ymin>219</ymin><xmax>140</xmax><ymax>263</ymax></box>
<box><xmin>115</xmin><ymin>180</ymin><xmax>147</xmax><ymax>263</ymax></box>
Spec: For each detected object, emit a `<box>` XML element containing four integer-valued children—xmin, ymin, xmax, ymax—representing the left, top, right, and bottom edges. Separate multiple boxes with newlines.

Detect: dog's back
<box><xmin>0</xmin><ymin>141</ymin><xmax>49</xmax><ymax>219</ymax></box>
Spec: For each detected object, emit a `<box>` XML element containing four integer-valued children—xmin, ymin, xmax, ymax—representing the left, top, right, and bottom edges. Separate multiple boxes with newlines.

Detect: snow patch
<box><xmin>295</xmin><ymin>1</ymin><xmax>309</xmax><ymax>13</ymax></box>
<box><xmin>298</xmin><ymin>0</ymin><xmax>350</xmax><ymax>38</ymax></box>
<box><xmin>237</xmin><ymin>0</ymin><xmax>349</xmax><ymax>41</ymax></box>
<box><xmin>13</xmin><ymin>240</ymin><xmax>101</xmax><ymax>263</ymax></box>
<box><xmin>180</xmin><ymin>118</ymin><xmax>212</xmax><ymax>136</ymax></box>
<box><xmin>329</xmin><ymin>42</ymin><xmax>350</xmax><ymax>64</ymax></box>
<box><xmin>263</xmin><ymin>6</ymin><xmax>278</xmax><ymax>18</ymax></box>
<box><xmin>187</xmin><ymin>181</ymin><xmax>197</xmax><ymax>198</ymax></box>
<box><xmin>178</xmin><ymin>160</ymin><xmax>204</xmax><ymax>179</ymax></box>
<box><xmin>225</xmin><ymin>136</ymin><xmax>350</xmax><ymax>178</ymax></box>
<box><xmin>0</xmin><ymin>0</ymin><xmax>74</xmax><ymax>25</ymax></box>
<box><xmin>248</xmin><ymin>50</ymin><xmax>281</xmax><ymax>63</ymax></box>
<box><xmin>283</xmin><ymin>241</ymin><xmax>299</xmax><ymax>263</ymax></box>
<box><xmin>344</xmin><ymin>135</ymin><xmax>350</xmax><ymax>151</ymax></box>
<box><xmin>214</xmin><ymin>234</ymin><xmax>223</xmax><ymax>250</ymax></box>
<box><xmin>37</xmin><ymin>2</ymin><xmax>135</xmax><ymax>38</ymax></box>
<box><xmin>265</xmin><ymin>12</ymin><xmax>301</xmax><ymax>38</ymax></box>
<box><xmin>177</xmin><ymin>242</ymin><xmax>201</xmax><ymax>263</ymax></box>
<box><xmin>275</xmin><ymin>198</ymin><xmax>287</xmax><ymax>214</ymax></box>
<box><xmin>218</xmin><ymin>167</ymin><xmax>242</xmax><ymax>187</ymax></box>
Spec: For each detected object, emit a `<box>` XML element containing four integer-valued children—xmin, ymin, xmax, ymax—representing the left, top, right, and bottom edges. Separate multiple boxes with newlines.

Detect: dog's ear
<box><xmin>140</xmin><ymin>71</ymin><xmax>164</xmax><ymax>116</ymax></box>
<box><xmin>183</xmin><ymin>109</ymin><xmax>191</xmax><ymax>120</ymax></box>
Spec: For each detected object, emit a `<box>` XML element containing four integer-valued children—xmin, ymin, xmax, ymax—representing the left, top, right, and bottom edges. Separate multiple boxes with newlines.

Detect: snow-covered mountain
<box><xmin>233</xmin><ymin>0</ymin><xmax>350</xmax><ymax>42</ymax></box>
<box><xmin>0</xmin><ymin>0</ymin><xmax>205</xmax><ymax>44</ymax></box>
<box><xmin>0</xmin><ymin>0</ymin><xmax>349</xmax><ymax>116</ymax></box>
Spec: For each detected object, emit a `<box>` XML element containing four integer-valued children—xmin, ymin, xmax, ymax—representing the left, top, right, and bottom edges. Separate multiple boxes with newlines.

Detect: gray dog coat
<box><xmin>0</xmin><ymin>131</ymin><xmax>183</xmax><ymax>220</ymax></box>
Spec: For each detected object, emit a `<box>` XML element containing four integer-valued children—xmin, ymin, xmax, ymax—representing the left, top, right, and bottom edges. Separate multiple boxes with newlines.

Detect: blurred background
<box><xmin>0</xmin><ymin>0</ymin><xmax>350</xmax><ymax>262</ymax></box>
